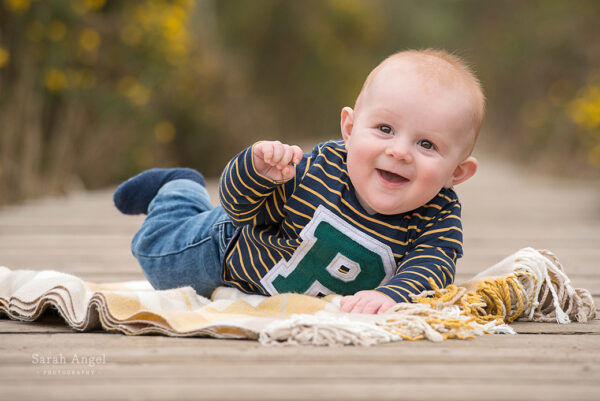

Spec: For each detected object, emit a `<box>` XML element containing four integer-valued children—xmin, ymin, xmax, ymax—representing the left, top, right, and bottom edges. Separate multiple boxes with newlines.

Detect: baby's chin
<box><xmin>369</xmin><ymin>205</ymin><xmax>413</xmax><ymax>216</ymax></box>
<box><xmin>356</xmin><ymin>195</ymin><xmax>412</xmax><ymax>216</ymax></box>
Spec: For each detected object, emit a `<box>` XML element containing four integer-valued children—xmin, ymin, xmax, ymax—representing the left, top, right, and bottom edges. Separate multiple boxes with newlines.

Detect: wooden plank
<box><xmin>512</xmin><ymin>320</ymin><xmax>600</xmax><ymax>334</ymax></box>
<box><xmin>0</xmin><ymin>318</ymin><xmax>77</xmax><ymax>334</ymax></box>
<box><xmin>1</xmin><ymin>158</ymin><xmax>600</xmax><ymax>401</ymax></box>
<box><xmin>1</xmin><ymin>331</ymin><xmax>599</xmax><ymax>400</ymax></box>
<box><xmin>1</xmin><ymin>360</ymin><xmax>598</xmax><ymax>383</ymax></box>
<box><xmin>2</xmin><ymin>381</ymin><xmax>599</xmax><ymax>401</ymax></box>
<box><xmin>1</xmin><ymin>333</ymin><xmax>600</xmax><ymax>359</ymax></box>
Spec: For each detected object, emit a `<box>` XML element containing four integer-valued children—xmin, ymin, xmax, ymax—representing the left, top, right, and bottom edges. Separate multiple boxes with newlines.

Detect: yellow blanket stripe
<box><xmin>0</xmin><ymin>248</ymin><xmax>595</xmax><ymax>346</ymax></box>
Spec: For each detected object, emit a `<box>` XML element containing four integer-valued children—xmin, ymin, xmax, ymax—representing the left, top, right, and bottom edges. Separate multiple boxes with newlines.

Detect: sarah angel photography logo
<box><xmin>31</xmin><ymin>352</ymin><xmax>107</xmax><ymax>376</ymax></box>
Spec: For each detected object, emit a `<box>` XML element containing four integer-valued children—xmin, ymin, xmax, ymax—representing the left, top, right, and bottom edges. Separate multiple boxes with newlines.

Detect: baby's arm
<box><xmin>375</xmin><ymin>196</ymin><xmax>462</xmax><ymax>305</ymax></box>
<box><xmin>340</xmin><ymin>290</ymin><xmax>396</xmax><ymax>314</ymax></box>
<box><xmin>219</xmin><ymin>141</ymin><xmax>304</xmax><ymax>227</ymax></box>
<box><xmin>342</xmin><ymin>192</ymin><xmax>463</xmax><ymax>314</ymax></box>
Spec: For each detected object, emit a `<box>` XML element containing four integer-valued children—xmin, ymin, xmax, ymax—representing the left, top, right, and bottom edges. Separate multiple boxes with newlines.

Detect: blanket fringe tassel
<box><xmin>259</xmin><ymin>248</ymin><xmax>596</xmax><ymax>346</ymax></box>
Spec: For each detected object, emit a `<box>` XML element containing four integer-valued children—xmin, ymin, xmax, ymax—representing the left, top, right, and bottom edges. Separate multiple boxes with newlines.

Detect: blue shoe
<box><xmin>113</xmin><ymin>168</ymin><xmax>205</xmax><ymax>215</ymax></box>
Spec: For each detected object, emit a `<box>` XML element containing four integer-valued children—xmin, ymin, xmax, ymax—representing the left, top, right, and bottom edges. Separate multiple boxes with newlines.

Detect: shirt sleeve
<box><xmin>218</xmin><ymin>142</ymin><xmax>306</xmax><ymax>227</ymax></box>
<box><xmin>374</xmin><ymin>194</ymin><xmax>463</xmax><ymax>303</ymax></box>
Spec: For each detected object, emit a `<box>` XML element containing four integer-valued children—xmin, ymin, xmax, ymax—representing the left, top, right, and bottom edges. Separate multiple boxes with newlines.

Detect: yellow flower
<box><xmin>48</xmin><ymin>20</ymin><xmax>67</xmax><ymax>41</ymax></box>
<box><xmin>569</xmin><ymin>86</ymin><xmax>600</xmax><ymax>129</ymax></box>
<box><xmin>4</xmin><ymin>0</ymin><xmax>30</xmax><ymax>13</ymax></box>
<box><xmin>44</xmin><ymin>69</ymin><xmax>68</xmax><ymax>92</ymax></box>
<box><xmin>163</xmin><ymin>15</ymin><xmax>184</xmax><ymax>42</ymax></box>
<box><xmin>85</xmin><ymin>0</ymin><xmax>106</xmax><ymax>10</ymax></box>
<box><xmin>124</xmin><ymin>0</ymin><xmax>192</xmax><ymax>59</ymax></box>
<box><xmin>79</xmin><ymin>29</ymin><xmax>101</xmax><ymax>52</ymax></box>
<box><xmin>72</xmin><ymin>0</ymin><xmax>106</xmax><ymax>15</ymax></box>
<box><xmin>0</xmin><ymin>47</ymin><xmax>10</xmax><ymax>68</ymax></box>
<box><xmin>128</xmin><ymin>84</ymin><xmax>151</xmax><ymax>106</ymax></box>
<box><xmin>154</xmin><ymin>121</ymin><xmax>176</xmax><ymax>143</ymax></box>
<box><xmin>117</xmin><ymin>76</ymin><xmax>151</xmax><ymax>106</ymax></box>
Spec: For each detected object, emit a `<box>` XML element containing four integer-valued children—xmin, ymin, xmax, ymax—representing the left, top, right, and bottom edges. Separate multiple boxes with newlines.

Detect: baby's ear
<box><xmin>447</xmin><ymin>156</ymin><xmax>478</xmax><ymax>187</ymax></box>
<box><xmin>340</xmin><ymin>107</ymin><xmax>354</xmax><ymax>142</ymax></box>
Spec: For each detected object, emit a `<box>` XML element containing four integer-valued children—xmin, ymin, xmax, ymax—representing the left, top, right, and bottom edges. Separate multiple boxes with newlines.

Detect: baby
<box><xmin>113</xmin><ymin>49</ymin><xmax>485</xmax><ymax>314</ymax></box>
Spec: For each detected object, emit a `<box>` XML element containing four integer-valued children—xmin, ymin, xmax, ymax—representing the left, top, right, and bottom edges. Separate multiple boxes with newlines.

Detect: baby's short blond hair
<box><xmin>356</xmin><ymin>49</ymin><xmax>486</xmax><ymax>149</ymax></box>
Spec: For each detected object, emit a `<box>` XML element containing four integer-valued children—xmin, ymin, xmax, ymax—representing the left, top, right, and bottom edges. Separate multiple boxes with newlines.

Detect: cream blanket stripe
<box><xmin>0</xmin><ymin>248</ymin><xmax>596</xmax><ymax>346</ymax></box>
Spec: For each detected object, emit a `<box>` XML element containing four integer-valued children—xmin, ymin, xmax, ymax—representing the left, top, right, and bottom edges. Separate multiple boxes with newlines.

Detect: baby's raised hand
<box><xmin>253</xmin><ymin>141</ymin><xmax>303</xmax><ymax>182</ymax></box>
<box><xmin>340</xmin><ymin>290</ymin><xmax>396</xmax><ymax>314</ymax></box>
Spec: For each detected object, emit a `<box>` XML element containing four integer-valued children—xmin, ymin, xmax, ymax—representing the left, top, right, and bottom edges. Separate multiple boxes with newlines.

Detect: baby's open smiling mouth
<box><xmin>376</xmin><ymin>169</ymin><xmax>408</xmax><ymax>184</ymax></box>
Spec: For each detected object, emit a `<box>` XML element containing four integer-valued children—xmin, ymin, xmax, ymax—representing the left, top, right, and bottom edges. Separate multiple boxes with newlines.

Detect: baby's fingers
<box><xmin>270</xmin><ymin>141</ymin><xmax>286</xmax><ymax>165</ymax></box>
<box><xmin>260</xmin><ymin>141</ymin><xmax>280</xmax><ymax>164</ymax></box>
<box><xmin>290</xmin><ymin>145</ymin><xmax>303</xmax><ymax>165</ymax></box>
<box><xmin>276</xmin><ymin>145</ymin><xmax>303</xmax><ymax>180</ymax></box>
<box><xmin>340</xmin><ymin>295</ymin><xmax>360</xmax><ymax>313</ymax></box>
<box><xmin>253</xmin><ymin>141</ymin><xmax>303</xmax><ymax>182</ymax></box>
<box><xmin>280</xmin><ymin>145</ymin><xmax>304</xmax><ymax>170</ymax></box>
<box><xmin>275</xmin><ymin>146</ymin><xmax>292</xmax><ymax>169</ymax></box>
<box><xmin>254</xmin><ymin>141</ymin><xmax>271</xmax><ymax>164</ymax></box>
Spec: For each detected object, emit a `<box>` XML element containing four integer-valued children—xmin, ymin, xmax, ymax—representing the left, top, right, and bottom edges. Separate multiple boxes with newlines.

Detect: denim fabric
<box><xmin>131</xmin><ymin>179</ymin><xmax>236</xmax><ymax>298</ymax></box>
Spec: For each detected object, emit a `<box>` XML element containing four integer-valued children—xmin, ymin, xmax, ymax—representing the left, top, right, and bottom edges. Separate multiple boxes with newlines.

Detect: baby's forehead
<box><xmin>365</xmin><ymin>56</ymin><xmax>479</xmax><ymax>151</ymax></box>
<box><xmin>372</xmin><ymin>54</ymin><xmax>468</xmax><ymax>92</ymax></box>
<box><xmin>357</xmin><ymin>58</ymin><xmax>473</xmax><ymax>117</ymax></box>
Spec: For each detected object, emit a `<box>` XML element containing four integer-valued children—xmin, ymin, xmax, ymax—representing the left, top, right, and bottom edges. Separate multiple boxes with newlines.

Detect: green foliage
<box><xmin>463</xmin><ymin>0</ymin><xmax>600</xmax><ymax>172</ymax></box>
<box><xmin>0</xmin><ymin>0</ymin><xmax>239</xmax><ymax>203</ymax></box>
<box><xmin>0</xmin><ymin>0</ymin><xmax>598</xmax><ymax>204</ymax></box>
<box><xmin>213</xmin><ymin>0</ymin><xmax>386</xmax><ymax>137</ymax></box>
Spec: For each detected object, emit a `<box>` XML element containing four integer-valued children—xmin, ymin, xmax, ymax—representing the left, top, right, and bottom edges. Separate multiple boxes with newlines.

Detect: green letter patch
<box><xmin>261</xmin><ymin>205</ymin><xmax>395</xmax><ymax>296</ymax></box>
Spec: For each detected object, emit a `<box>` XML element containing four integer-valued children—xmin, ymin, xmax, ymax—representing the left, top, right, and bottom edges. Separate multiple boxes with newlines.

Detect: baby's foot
<box><xmin>113</xmin><ymin>168</ymin><xmax>205</xmax><ymax>215</ymax></box>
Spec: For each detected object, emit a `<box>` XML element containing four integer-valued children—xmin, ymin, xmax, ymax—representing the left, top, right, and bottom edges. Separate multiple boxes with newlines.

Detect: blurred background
<box><xmin>1</xmin><ymin>0</ymin><xmax>599</xmax><ymax>205</ymax></box>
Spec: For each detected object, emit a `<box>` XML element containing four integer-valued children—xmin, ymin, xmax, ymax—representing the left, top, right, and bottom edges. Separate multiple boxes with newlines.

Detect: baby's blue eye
<box><xmin>378</xmin><ymin>125</ymin><xmax>393</xmax><ymax>135</ymax></box>
<box><xmin>418</xmin><ymin>139</ymin><xmax>435</xmax><ymax>150</ymax></box>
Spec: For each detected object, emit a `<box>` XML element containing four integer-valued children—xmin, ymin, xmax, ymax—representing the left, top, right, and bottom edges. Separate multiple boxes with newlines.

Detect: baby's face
<box><xmin>342</xmin><ymin>62</ymin><xmax>475</xmax><ymax>215</ymax></box>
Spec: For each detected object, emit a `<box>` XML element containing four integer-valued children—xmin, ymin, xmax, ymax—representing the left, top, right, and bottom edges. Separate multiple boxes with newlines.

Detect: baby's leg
<box><xmin>113</xmin><ymin>168</ymin><xmax>205</xmax><ymax>215</ymax></box>
<box><xmin>127</xmin><ymin>178</ymin><xmax>234</xmax><ymax>298</ymax></box>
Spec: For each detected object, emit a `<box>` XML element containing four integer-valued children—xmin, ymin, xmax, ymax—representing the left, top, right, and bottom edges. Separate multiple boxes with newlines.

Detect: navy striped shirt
<box><xmin>218</xmin><ymin>140</ymin><xmax>463</xmax><ymax>303</ymax></box>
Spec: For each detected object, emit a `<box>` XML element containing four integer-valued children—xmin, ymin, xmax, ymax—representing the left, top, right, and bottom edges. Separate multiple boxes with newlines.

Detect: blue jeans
<box><xmin>131</xmin><ymin>179</ymin><xmax>237</xmax><ymax>298</ymax></box>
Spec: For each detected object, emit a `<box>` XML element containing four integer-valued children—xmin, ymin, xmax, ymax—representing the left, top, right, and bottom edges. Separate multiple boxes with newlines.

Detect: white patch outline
<box><xmin>325</xmin><ymin>253</ymin><xmax>361</xmax><ymax>283</ymax></box>
<box><xmin>260</xmin><ymin>205</ymin><xmax>395</xmax><ymax>296</ymax></box>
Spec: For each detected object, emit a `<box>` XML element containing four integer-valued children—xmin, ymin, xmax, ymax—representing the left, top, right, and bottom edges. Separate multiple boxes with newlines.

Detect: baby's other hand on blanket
<box><xmin>340</xmin><ymin>290</ymin><xmax>396</xmax><ymax>314</ymax></box>
<box><xmin>253</xmin><ymin>141</ymin><xmax>303</xmax><ymax>182</ymax></box>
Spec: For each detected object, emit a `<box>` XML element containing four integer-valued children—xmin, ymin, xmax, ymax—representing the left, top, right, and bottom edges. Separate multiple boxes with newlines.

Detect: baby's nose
<box><xmin>385</xmin><ymin>142</ymin><xmax>413</xmax><ymax>163</ymax></box>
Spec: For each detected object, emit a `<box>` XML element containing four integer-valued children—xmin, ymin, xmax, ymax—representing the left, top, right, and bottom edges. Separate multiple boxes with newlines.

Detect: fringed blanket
<box><xmin>0</xmin><ymin>248</ymin><xmax>595</xmax><ymax>346</ymax></box>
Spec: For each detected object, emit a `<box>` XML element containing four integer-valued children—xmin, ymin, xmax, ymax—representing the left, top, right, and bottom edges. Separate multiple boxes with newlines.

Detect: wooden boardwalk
<box><xmin>1</xmin><ymin>156</ymin><xmax>599</xmax><ymax>401</ymax></box>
